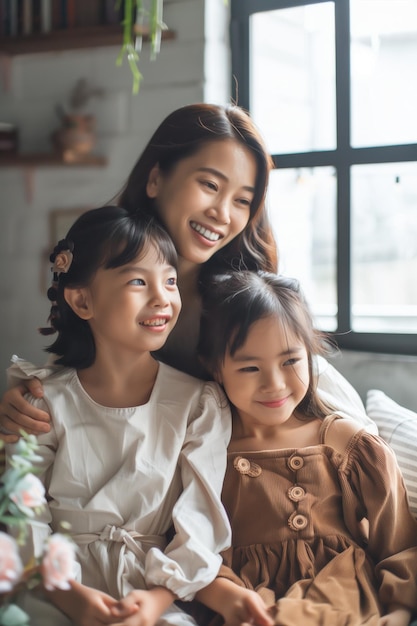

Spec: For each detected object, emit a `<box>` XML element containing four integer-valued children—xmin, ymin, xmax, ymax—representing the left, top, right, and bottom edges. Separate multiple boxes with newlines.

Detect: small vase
<box><xmin>52</xmin><ymin>114</ymin><xmax>96</xmax><ymax>163</ymax></box>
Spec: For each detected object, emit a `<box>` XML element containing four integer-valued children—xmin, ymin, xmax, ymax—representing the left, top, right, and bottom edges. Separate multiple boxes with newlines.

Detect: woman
<box><xmin>0</xmin><ymin>103</ymin><xmax>371</xmax><ymax>440</ymax></box>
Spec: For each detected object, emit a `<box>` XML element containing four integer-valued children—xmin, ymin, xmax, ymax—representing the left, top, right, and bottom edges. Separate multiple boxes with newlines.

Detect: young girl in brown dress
<box><xmin>196</xmin><ymin>271</ymin><xmax>417</xmax><ymax>626</ymax></box>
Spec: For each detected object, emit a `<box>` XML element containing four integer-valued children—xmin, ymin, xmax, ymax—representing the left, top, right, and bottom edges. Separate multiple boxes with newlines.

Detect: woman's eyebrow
<box><xmin>197</xmin><ymin>167</ymin><xmax>255</xmax><ymax>193</ymax></box>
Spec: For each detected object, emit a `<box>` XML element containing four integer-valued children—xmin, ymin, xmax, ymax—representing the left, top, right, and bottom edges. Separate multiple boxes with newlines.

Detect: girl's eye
<box><xmin>236</xmin><ymin>197</ymin><xmax>252</xmax><ymax>208</ymax></box>
<box><xmin>166</xmin><ymin>277</ymin><xmax>177</xmax><ymax>286</ymax></box>
<box><xmin>129</xmin><ymin>278</ymin><xmax>145</xmax><ymax>286</ymax></box>
<box><xmin>239</xmin><ymin>366</ymin><xmax>258</xmax><ymax>373</ymax></box>
<box><xmin>284</xmin><ymin>358</ymin><xmax>299</xmax><ymax>367</ymax></box>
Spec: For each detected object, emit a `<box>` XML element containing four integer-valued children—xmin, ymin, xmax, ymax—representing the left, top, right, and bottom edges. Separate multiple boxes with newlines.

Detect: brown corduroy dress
<box><xmin>213</xmin><ymin>415</ymin><xmax>417</xmax><ymax>626</ymax></box>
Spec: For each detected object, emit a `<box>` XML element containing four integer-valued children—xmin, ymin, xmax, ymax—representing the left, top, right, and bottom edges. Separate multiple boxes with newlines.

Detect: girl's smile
<box><xmin>257</xmin><ymin>396</ymin><xmax>291</xmax><ymax>409</ymax></box>
<box><xmin>139</xmin><ymin>315</ymin><xmax>173</xmax><ymax>331</ymax></box>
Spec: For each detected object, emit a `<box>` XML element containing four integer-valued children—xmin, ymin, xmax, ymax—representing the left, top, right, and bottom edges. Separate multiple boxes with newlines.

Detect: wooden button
<box><xmin>288</xmin><ymin>455</ymin><xmax>304</xmax><ymax>471</ymax></box>
<box><xmin>288</xmin><ymin>512</ymin><xmax>308</xmax><ymax>531</ymax></box>
<box><xmin>287</xmin><ymin>485</ymin><xmax>306</xmax><ymax>502</ymax></box>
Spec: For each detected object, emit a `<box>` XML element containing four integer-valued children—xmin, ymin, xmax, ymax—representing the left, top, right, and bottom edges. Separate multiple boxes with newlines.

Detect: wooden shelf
<box><xmin>0</xmin><ymin>153</ymin><xmax>108</xmax><ymax>203</ymax></box>
<box><xmin>0</xmin><ymin>25</ymin><xmax>176</xmax><ymax>56</ymax></box>
<box><xmin>0</xmin><ymin>153</ymin><xmax>107</xmax><ymax>167</ymax></box>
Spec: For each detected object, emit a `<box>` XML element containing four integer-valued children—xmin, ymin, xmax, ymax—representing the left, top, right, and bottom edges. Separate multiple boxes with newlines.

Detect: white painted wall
<box><xmin>0</xmin><ymin>0</ymin><xmax>231</xmax><ymax>393</ymax></box>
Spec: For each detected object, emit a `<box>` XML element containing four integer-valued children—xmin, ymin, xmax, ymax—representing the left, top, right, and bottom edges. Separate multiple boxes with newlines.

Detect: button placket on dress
<box><xmin>287</xmin><ymin>454</ymin><xmax>308</xmax><ymax>532</ymax></box>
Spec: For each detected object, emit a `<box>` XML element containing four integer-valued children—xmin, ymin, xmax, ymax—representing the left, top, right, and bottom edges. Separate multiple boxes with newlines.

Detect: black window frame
<box><xmin>231</xmin><ymin>0</ymin><xmax>417</xmax><ymax>356</ymax></box>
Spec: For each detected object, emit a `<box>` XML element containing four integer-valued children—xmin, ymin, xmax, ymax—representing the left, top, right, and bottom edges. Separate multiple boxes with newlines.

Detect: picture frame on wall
<box><xmin>48</xmin><ymin>206</ymin><xmax>89</xmax><ymax>247</ymax></box>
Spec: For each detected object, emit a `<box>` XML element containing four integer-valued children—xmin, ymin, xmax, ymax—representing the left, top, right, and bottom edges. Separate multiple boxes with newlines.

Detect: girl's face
<box><xmin>146</xmin><ymin>139</ymin><xmax>257</xmax><ymax>266</ymax></box>
<box><xmin>67</xmin><ymin>244</ymin><xmax>181</xmax><ymax>357</ymax></box>
<box><xmin>218</xmin><ymin>315</ymin><xmax>310</xmax><ymax>430</ymax></box>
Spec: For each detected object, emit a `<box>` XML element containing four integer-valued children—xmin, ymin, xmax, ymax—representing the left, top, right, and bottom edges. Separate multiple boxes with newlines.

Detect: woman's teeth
<box><xmin>190</xmin><ymin>221</ymin><xmax>220</xmax><ymax>241</ymax></box>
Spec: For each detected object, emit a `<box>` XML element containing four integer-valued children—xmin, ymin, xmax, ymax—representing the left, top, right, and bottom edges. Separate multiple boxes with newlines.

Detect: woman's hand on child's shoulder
<box><xmin>0</xmin><ymin>380</ymin><xmax>51</xmax><ymax>442</ymax></box>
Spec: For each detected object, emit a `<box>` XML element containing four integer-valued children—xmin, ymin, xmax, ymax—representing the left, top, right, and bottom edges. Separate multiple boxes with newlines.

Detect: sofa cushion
<box><xmin>366</xmin><ymin>389</ymin><xmax>417</xmax><ymax>517</ymax></box>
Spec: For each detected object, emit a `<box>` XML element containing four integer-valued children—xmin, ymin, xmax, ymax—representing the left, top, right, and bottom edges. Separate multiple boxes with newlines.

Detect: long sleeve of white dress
<box><xmin>6</xmin><ymin>357</ymin><xmax>232</xmax><ymax>601</ymax></box>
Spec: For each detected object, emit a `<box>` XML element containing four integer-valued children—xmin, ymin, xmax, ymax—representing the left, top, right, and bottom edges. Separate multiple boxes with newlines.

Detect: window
<box><xmin>231</xmin><ymin>0</ymin><xmax>417</xmax><ymax>355</ymax></box>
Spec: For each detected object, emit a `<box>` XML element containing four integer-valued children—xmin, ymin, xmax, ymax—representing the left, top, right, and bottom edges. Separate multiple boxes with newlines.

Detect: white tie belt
<box><xmin>74</xmin><ymin>524</ymin><xmax>167</xmax><ymax>561</ymax></box>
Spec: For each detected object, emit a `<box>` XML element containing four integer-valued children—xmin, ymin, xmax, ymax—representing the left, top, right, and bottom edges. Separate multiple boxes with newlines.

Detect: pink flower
<box><xmin>53</xmin><ymin>250</ymin><xmax>73</xmax><ymax>275</ymax></box>
<box><xmin>0</xmin><ymin>532</ymin><xmax>23</xmax><ymax>592</ymax></box>
<box><xmin>10</xmin><ymin>473</ymin><xmax>46</xmax><ymax>517</ymax></box>
<box><xmin>41</xmin><ymin>534</ymin><xmax>77</xmax><ymax>591</ymax></box>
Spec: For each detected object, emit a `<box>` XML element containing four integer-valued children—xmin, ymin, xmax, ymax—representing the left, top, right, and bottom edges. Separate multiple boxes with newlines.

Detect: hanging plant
<box><xmin>116</xmin><ymin>0</ymin><xmax>167</xmax><ymax>94</ymax></box>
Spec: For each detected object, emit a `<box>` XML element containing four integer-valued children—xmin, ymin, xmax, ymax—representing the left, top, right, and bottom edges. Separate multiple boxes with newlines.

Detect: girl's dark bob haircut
<box><xmin>198</xmin><ymin>271</ymin><xmax>336</xmax><ymax>419</ymax></box>
<box><xmin>41</xmin><ymin>205</ymin><xmax>177</xmax><ymax>369</ymax></box>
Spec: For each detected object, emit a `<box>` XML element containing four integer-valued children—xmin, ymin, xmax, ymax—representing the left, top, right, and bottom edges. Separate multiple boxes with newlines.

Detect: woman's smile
<box><xmin>190</xmin><ymin>221</ymin><xmax>222</xmax><ymax>243</ymax></box>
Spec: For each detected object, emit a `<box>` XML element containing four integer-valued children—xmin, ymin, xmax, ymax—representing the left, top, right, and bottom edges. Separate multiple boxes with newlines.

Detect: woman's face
<box><xmin>146</xmin><ymin>139</ymin><xmax>257</xmax><ymax>266</ymax></box>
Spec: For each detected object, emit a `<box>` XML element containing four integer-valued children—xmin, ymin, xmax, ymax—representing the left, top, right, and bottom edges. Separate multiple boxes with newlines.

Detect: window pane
<box><xmin>268</xmin><ymin>167</ymin><xmax>337</xmax><ymax>329</ymax></box>
<box><xmin>351</xmin><ymin>0</ymin><xmax>417</xmax><ymax>147</ymax></box>
<box><xmin>351</xmin><ymin>162</ymin><xmax>417</xmax><ymax>332</ymax></box>
<box><xmin>250</xmin><ymin>3</ymin><xmax>336</xmax><ymax>154</ymax></box>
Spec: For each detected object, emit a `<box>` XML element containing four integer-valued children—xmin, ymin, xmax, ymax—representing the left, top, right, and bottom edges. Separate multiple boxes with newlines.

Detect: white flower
<box><xmin>0</xmin><ymin>532</ymin><xmax>23</xmax><ymax>592</ymax></box>
<box><xmin>9</xmin><ymin>473</ymin><xmax>46</xmax><ymax>518</ymax></box>
<box><xmin>41</xmin><ymin>534</ymin><xmax>77</xmax><ymax>591</ymax></box>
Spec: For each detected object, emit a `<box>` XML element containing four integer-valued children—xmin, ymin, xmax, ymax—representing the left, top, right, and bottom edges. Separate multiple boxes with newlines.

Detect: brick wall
<box><xmin>0</xmin><ymin>0</ymin><xmax>230</xmax><ymax>393</ymax></box>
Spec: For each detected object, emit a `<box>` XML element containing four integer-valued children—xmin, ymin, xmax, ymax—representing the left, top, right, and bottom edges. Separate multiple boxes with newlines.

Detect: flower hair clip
<box><xmin>47</xmin><ymin>238</ymin><xmax>74</xmax><ymax>303</ymax></box>
<box><xmin>50</xmin><ymin>239</ymin><xmax>74</xmax><ymax>279</ymax></box>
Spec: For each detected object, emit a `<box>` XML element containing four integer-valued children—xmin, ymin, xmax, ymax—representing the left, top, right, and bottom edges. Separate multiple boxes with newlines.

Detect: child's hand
<box><xmin>50</xmin><ymin>580</ymin><xmax>129</xmax><ymax>626</ymax></box>
<box><xmin>379</xmin><ymin>607</ymin><xmax>411</xmax><ymax>626</ymax></box>
<box><xmin>111</xmin><ymin>587</ymin><xmax>175</xmax><ymax>626</ymax></box>
<box><xmin>222</xmin><ymin>588</ymin><xmax>273</xmax><ymax>626</ymax></box>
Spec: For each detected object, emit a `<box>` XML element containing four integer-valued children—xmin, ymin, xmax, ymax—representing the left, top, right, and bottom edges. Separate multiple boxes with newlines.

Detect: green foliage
<box><xmin>0</xmin><ymin>434</ymin><xmax>46</xmax><ymax>544</ymax></box>
<box><xmin>116</xmin><ymin>0</ymin><xmax>167</xmax><ymax>94</ymax></box>
<box><xmin>0</xmin><ymin>604</ymin><xmax>31</xmax><ymax>626</ymax></box>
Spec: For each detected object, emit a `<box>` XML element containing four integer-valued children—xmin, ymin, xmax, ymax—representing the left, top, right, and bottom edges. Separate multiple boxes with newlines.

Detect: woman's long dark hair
<box><xmin>116</xmin><ymin>103</ymin><xmax>278</xmax><ymax>276</ymax></box>
<box><xmin>40</xmin><ymin>205</ymin><xmax>177</xmax><ymax>369</ymax></box>
<box><xmin>198</xmin><ymin>271</ymin><xmax>336</xmax><ymax>419</ymax></box>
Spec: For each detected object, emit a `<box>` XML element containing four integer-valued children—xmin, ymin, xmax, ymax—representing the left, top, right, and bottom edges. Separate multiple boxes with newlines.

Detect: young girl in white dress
<box><xmin>195</xmin><ymin>271</ymin><xmax>417</xmax><ymax>626</ymax></box>
<box><xmin>6</xmin><ymin>206</ymin><xmax>232</xmax><ymax>626</ymax></box>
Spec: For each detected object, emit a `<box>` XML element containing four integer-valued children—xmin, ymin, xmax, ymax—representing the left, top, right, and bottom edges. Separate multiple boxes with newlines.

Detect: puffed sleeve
<box><xmin>145</xmin><ymin>382</ymin><xmax>232</xmax><ymax>601</ymax></box>
<box><xmin>315</xmin><ymin>356</ymin><xmax>377</xmax><ymax>433</ymax></box>
<box><xmin>7</xmin><ymin>354</ymin><xmax>61</xmax><ymax>388</ymax></box>
<box><xmin>339</xmin><ymin>431</ymin><xmax>417</xmax><ymax>612</ymax></box>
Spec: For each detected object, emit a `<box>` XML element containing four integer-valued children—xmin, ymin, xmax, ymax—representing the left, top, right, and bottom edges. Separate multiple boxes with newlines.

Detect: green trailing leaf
<box><xmin>0</xmin><ymin>603</ymin><xmax>31</xmax><ymax>626</ymax></box>
<box><xmin>115</xmin><ymin>0</ymin><xmax>166</xmax><ymax>93</ymax></box>
<box><xmin>116</xmin><ymin>43</ymin><xmax>143</xmax><ymax>94</ymax></box>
